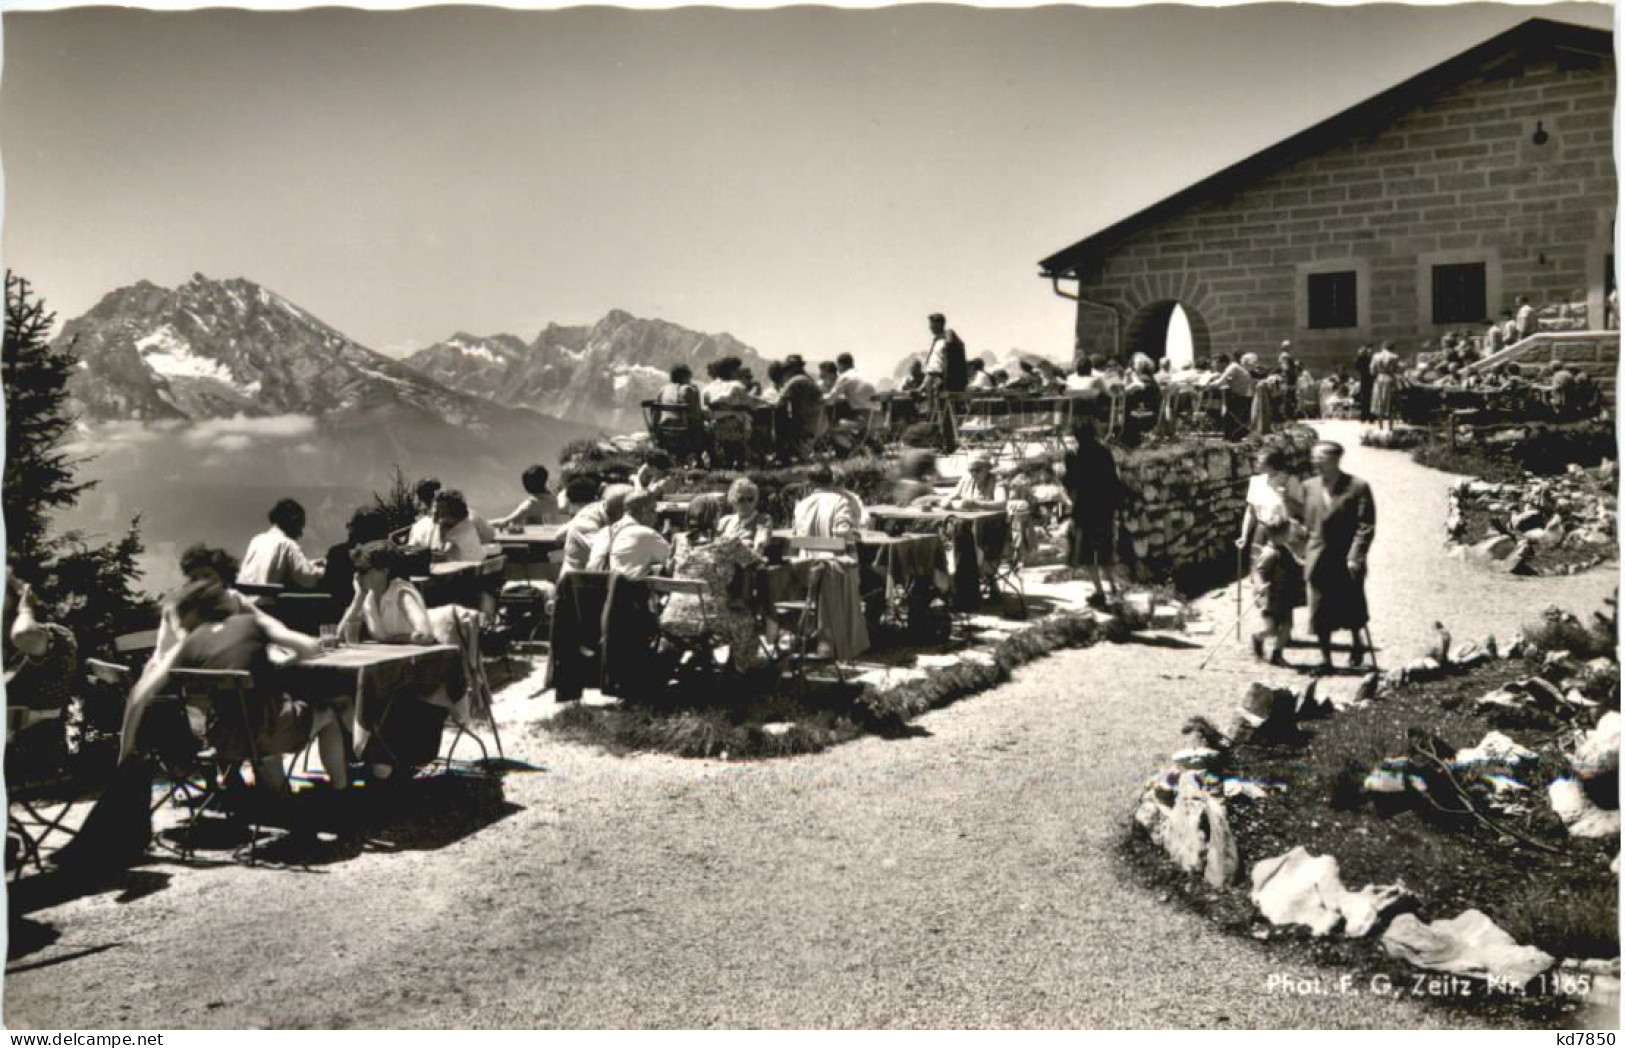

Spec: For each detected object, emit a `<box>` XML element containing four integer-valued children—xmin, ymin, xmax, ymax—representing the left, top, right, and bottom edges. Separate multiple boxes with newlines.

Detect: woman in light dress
<box><xmin>1236</xmin><ymin>445</ymin><xmax>1307</xmax><ymax>665</ymax></box>
<box><xmin>1368</xmin><ymin>341</ymin><xmax>1402</xmax><ymax>431</ymax></box>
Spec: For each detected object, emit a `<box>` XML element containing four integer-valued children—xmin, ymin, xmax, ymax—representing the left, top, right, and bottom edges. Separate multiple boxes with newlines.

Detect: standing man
<box><xmin>1214</xmin><ymin>353</ymin><xmax>1255</xmax><ymax>441</ymax></box>
<box><xmin>1515</xmin><ymin>295</ymin><xmax>1538</xmax><ymax>341</ymax></box>
<box><xmin>1353</xmin><ymin>343</ymin><xmax>1375</xmax><ymax>424</ymax></box>
<box><xmin>1276</xmin><ymin>341</ymin><xmax>1301</xmax><ymax>420</ymax></box>
<box><xmin>1302</xmin><ymin>441</ymin><xmax>1376</xmax><ymax>673</ymax></box>
<box><xmin>923</xmin><ymin>313</ymin><xmax>966</xmax><ymax>451</ymax></box>
<box><xmin>1483</xmin><ymin>316</ymin><xmax>1505</xmax><ymax>359</ymax></box>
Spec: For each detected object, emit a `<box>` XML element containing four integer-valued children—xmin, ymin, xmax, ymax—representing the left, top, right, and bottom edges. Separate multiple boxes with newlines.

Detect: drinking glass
<box><xmin>319</xmin><ymin>624</ymin><xmax>337</xmax><ymax>651</ymax></box>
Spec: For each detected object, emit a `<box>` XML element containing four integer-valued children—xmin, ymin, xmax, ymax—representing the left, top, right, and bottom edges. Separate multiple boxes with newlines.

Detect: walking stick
<box><xmin>1199</xmin><ymin>546</ymin><xmax>1249</xmax><ymax>670</ymax></box>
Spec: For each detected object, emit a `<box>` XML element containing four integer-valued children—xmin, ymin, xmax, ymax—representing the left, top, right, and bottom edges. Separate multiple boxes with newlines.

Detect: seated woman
<box><xmin>337</xmin><ymin>541</ymin><xmax>435</xmax><ymax>646</ymax></box>
<box><xmin>120</xmin><ymin>579</ymin><xmax>348</xmax><ymax>796</ymax></box>
<box><xmin>152</xmin><ymin>544</ymin><xmax>280</xmax><ymax>664</ymax></box>
<box><xmin>946</xmin><ymin>453</ymin><xmax>1008</xmax><ymax>510</ymax></box>
<box><xmin>490</xmin><ymin>464</ymin><xmax>563</xmax><ymax>529</ymax></box>
<box><xmin>661</xmin><ymin>497</ymin><xmax>767</xmax><ymax>673</ymax></box>
<box><xmin>716</xmin><ymin>477</ymin><xmax>773</xmax><ymax>553</ymax></box>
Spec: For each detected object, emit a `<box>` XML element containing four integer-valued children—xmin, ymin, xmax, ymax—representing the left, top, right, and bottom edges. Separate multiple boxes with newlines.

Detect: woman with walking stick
<box><xmin>1235</xmin><ymin>445</ymin><xmax>1307</xmax><ymax>666</ymax></box>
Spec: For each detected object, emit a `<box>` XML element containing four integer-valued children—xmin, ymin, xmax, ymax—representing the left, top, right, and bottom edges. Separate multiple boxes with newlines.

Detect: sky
<box><xmin>1</xmin><ymin>2</ymin><xmax>1613</xmax><ymax>374</ymax></box>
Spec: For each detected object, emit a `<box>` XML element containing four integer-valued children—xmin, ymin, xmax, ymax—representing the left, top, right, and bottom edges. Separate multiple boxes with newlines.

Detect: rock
<box><xmin>1449</xmin><ymin>642</ymin><xmax>1491</xmax><ymax>670</ymax></box>
<box><xmin>1149</xmin><ymin>605</ymin><xmax>1185</xmax><ymax>630</ymax></box>
<box><xmin>1512</xmin><ymin>508</ymin><xmax>1543</xmax><ymax>532</ymax></box>
<box><xmin>1221</xmin><ymin>778</ymin><xmax>1271</xmax><ymax>802</ymax></box>
<box><xmin>1453</xmin><ymin>731</ymin><xmax>1537</xmax><ymax>769</ymax></box>
<box><xmin>1170</xmin><ymin>747</ymin><xmax>1221</xmax><ymax>771</ymax></box>
<box><xmin>1341</xmin><ymin>882</ymin><xmax>1410</xmax><ymax>938</ymax></box>
<box><xmin>1382</xmin><ymin>910</ymin><xmax>1555</xmax><ymax>989</ymax></box>
<box><xmin>1468</xmin><ymin>534</ymin><xmax>1516</xmax><ymax>562</ymax></box>
<box><xmin>1249</xmin><ymin>847</ymin><xmax>1406</xmax><ymax>939</ymax></box>
<box><xmin>1354</xmin><ymin>671</ymin><xmax>1381</xmax><ymax>703</ymax></box>
<box><xmin>1295</xmin><ymin>679</ymin><xmax>1333</xmax><ymax>720</ymax></box>
<box><xmin>1164</xmin><ymin>772</ymin><xmax>1238</xmax><ymax>888</ymax></box>
<box><xmin>1549</xmin><ymin>778</ymin><xmax>1621</xmax><ymax>838</ymax></box>
<box><xmin>1571</xmin><ymin>711</ymin><xmax>1620</xmax><ymax>780</ymax></box>
<box><xmin>1363</xmin><ymin>757</ymin><xmax>1425</xmax><ymax>796</ymax></box>
<box><xmin>1481</xmin><ymin>635</ymin><xmax>1499</xmax><ymax>659</ymax></box>
<box><xmin>1475</xmin><ymin>687</ymin><xmax>1527</xmax><ymax>714</ymax></box>
<box><xmin>1234</xmin><ymin>683</ymin><xmax>1301</xmax><ymax>744</ymax></box>
<box><xmin>1503</xmin><ymin>633</ymin><xmax>1529</xmax><ymax>659</ymax></box>
<box><xmin>1250</xmin><ymin>847</ymin><xmax>1345</xmax><ymax>937</ymax></box>
<box><xmin>1510</xmin><ymin>676</ymin><xmax>1566</xmax><ymax>709</ymax></box>
<box><xmin>1405</xmin><ymin>657</ymin><xmax>1443</xmax><ymax>681</ymax></box>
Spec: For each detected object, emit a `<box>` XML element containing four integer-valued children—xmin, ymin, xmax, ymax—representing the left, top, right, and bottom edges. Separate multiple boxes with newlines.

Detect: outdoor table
<box><xmin>415</xmin><ymin>557</ymin><xmax>504</xmax><ymax>608</ymax></box>
<box><xmin>494</xmin><ymin>524</ymin><xmax>565</xmax><ymax>551</ymax></box>
<box><xmin>282</xmin><ymin>642</ymin><xmax>463</xmax><ymax>769</ymax></box>
<box><xmin>764</xmin><ymin>529</ymin><xmax>947</xmax><ymax>628</ymax></box>
<box><xmin>865</xmin><ymin>505</ymin><xmax>1009</xmax><ymax>610</ymax></box>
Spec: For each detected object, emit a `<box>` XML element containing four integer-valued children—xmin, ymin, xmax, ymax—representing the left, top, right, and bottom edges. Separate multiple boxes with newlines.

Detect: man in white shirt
<box><xmin>586</xmin><ymin>490</ymin><xmax>671</xmax><ymax>578</ymax></box>
<box><xmin>1514</xmin><ymin>296</ymin><xmax>1537</xmax><ymax>341</ymax></box>
<box><xmin>828</xmin><ymin>353</ymin><xmax>876</xmax><ymax>414</ymax></box>
<box><xmin>560</xmin><ymin>485</ymin><xmax>628</xmax><ymax>575</ymax></box>
<box><xmin>239</xmin><ymin>498</ymin><xmax>323</xmax><ymax>589</ymax></box>
<box><xmin>793</xmin><ymin>466</ymin><xmax>861</xmax><ymax>541</ymax></box>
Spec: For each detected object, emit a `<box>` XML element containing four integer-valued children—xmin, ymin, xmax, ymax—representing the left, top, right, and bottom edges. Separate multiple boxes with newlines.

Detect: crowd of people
<box><xmin>14</xmin><ymin>290</ymin><xmax>1606</xmax><ymax>874</ymax></box>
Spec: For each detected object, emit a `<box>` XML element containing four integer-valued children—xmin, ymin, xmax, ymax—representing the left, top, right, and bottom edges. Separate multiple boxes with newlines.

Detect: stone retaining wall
<box><xmin>1115</xmin><ymin>428</ymin><xmax>1317</xmax><ymax>586</ymax></box>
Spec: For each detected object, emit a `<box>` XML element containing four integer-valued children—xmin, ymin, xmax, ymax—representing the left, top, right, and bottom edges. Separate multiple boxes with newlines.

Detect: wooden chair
<box><xmin>641</xmin><ymin>400</ymin><xmax>712</xmax><ymax>467</ymax></box>
<box><xmin>6</xmin><ymin>700</ymin><xmax>81</xmax><ymax>880</ymax></box>
<box><xmin>770</xmin><ymin>537</ymin><xmax>853</xmax><ymax>696</ymax></box>
<box><xmin>154</xmin><ymin>668</ymin><xmax>287</xmax><ymax>865</ymax></box>
<box><xmin>645</xmin><ymin>576</ymin><xmax>728</xmax><ymax>689</ymax></box>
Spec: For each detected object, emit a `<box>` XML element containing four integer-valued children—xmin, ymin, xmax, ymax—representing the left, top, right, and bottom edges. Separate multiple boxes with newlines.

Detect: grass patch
<box><xmin>540</xmin><ymin>610</ymin><xmax>1113</xmax><ymax>760</ymax></box>
<box><xmin>1412</xmin><ymin>421</ymin><xmax>1617</xmax><ymax>483</ymax></box>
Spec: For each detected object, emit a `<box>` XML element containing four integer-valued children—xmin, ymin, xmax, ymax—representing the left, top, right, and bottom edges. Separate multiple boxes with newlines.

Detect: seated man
<box><xmin>586</xmin><ymin>490</ymin><xmax>672</xmax><ymax>579</ymax></box>
<box><xmin>793</xmin><ymin>465</ymin><xmax>861</xmax><ymax>543</ymax></box>
<box><xmin>789</xmin><ymin>466</ymin><xmax>870</xmax><ymax>658</ymax></box>
<box><xmin>561</xmin><ymin>484</ymin><xmax>630</xmax><ymax>575</ymax></box>
<box><xmin>491</xmin><ymin>464</ymin><xmax>563</xmax><ymax>529</ymax></box>
<box><xmin>239</xmin><ymin>497</ymin><xmax>324</xmax><ymax>589</ymax></box>
<box><xmin>776</xmin><ymin>356</ymin><xmax>828</xmax><ymax>461</ymax></box>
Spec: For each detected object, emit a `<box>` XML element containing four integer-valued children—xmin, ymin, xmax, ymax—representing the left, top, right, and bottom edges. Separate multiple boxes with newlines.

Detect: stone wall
<box><xmin>1068</xmin><ymin>46</ymin><xmax>1616</xmax><ymax>377</ymax></box>
<box><xmin>1114</xmin><ymin>429</ymin><xmax>1317</xmax><ymax>587</ymax></box>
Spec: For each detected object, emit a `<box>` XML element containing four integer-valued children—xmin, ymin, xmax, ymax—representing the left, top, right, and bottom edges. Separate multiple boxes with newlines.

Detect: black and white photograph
<box><xmin>0</xmin><ymin>0</ymin><xmax>1618</xmax><ymax>1031</ymax></box>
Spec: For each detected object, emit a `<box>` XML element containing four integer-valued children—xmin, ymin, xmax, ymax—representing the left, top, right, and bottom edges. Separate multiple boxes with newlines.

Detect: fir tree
<box><xmin>4</xmin><ymin>271</ymin><xmax>88</xmax><ymax>567</ymax></box>
<box><xmin>4</xmin><ymin>271</ymin><xmax>149</xmax><ymax>655</ymax></box>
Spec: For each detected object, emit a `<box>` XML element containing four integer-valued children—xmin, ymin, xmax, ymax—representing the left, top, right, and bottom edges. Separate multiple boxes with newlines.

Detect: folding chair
<box><xmin>154</xmin><ymin>668</ymin><xmax>287</xmax><ymax>865</ymax></box>
<box><xmin>641</xmin><ymin>400</ymin><xmax>712</xmax><ymax>467</ymax></box>
<box><xmin>500</xmin><ymin>549</ymin><xmax>563</xmax><ymax>645</ymax></box>
<box><xmin>982</xmin><ymin>511</ymin><xmax>1029</xmax><ymax>620</ymax></box>
<box><xmin>645</xmin><ymin>576</ymin><xmax>728</xmax><ymax>690</ymax></box>
<box><xmin>6</xmin><ymin>703</ymin><xmax>81</xmax><ymax>880</ymax></box>
<box><xmin>769</xmin><ymin>537</ymin><xmax>852</xmax><ymax>697</ymax></box>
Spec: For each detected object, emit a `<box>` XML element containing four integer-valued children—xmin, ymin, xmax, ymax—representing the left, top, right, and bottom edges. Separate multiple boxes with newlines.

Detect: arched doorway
<box><xmin>1124</xmin><ymin>299</ymin><xmax>1212</xmax><ymax>364</ymax></box>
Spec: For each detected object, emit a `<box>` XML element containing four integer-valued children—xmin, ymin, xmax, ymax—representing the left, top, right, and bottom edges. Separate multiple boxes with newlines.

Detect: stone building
<box><xmin>1038</xmin><ymin>18</ymin><xmax>1615</xmax><ymax>376</ymax></box>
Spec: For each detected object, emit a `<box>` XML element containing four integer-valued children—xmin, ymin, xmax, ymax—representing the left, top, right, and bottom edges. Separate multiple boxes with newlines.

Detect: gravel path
<box><xmin>7</xmin><ymin>421</ymin><xmax>1616</xmax><ymax>1029</ymax></box>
